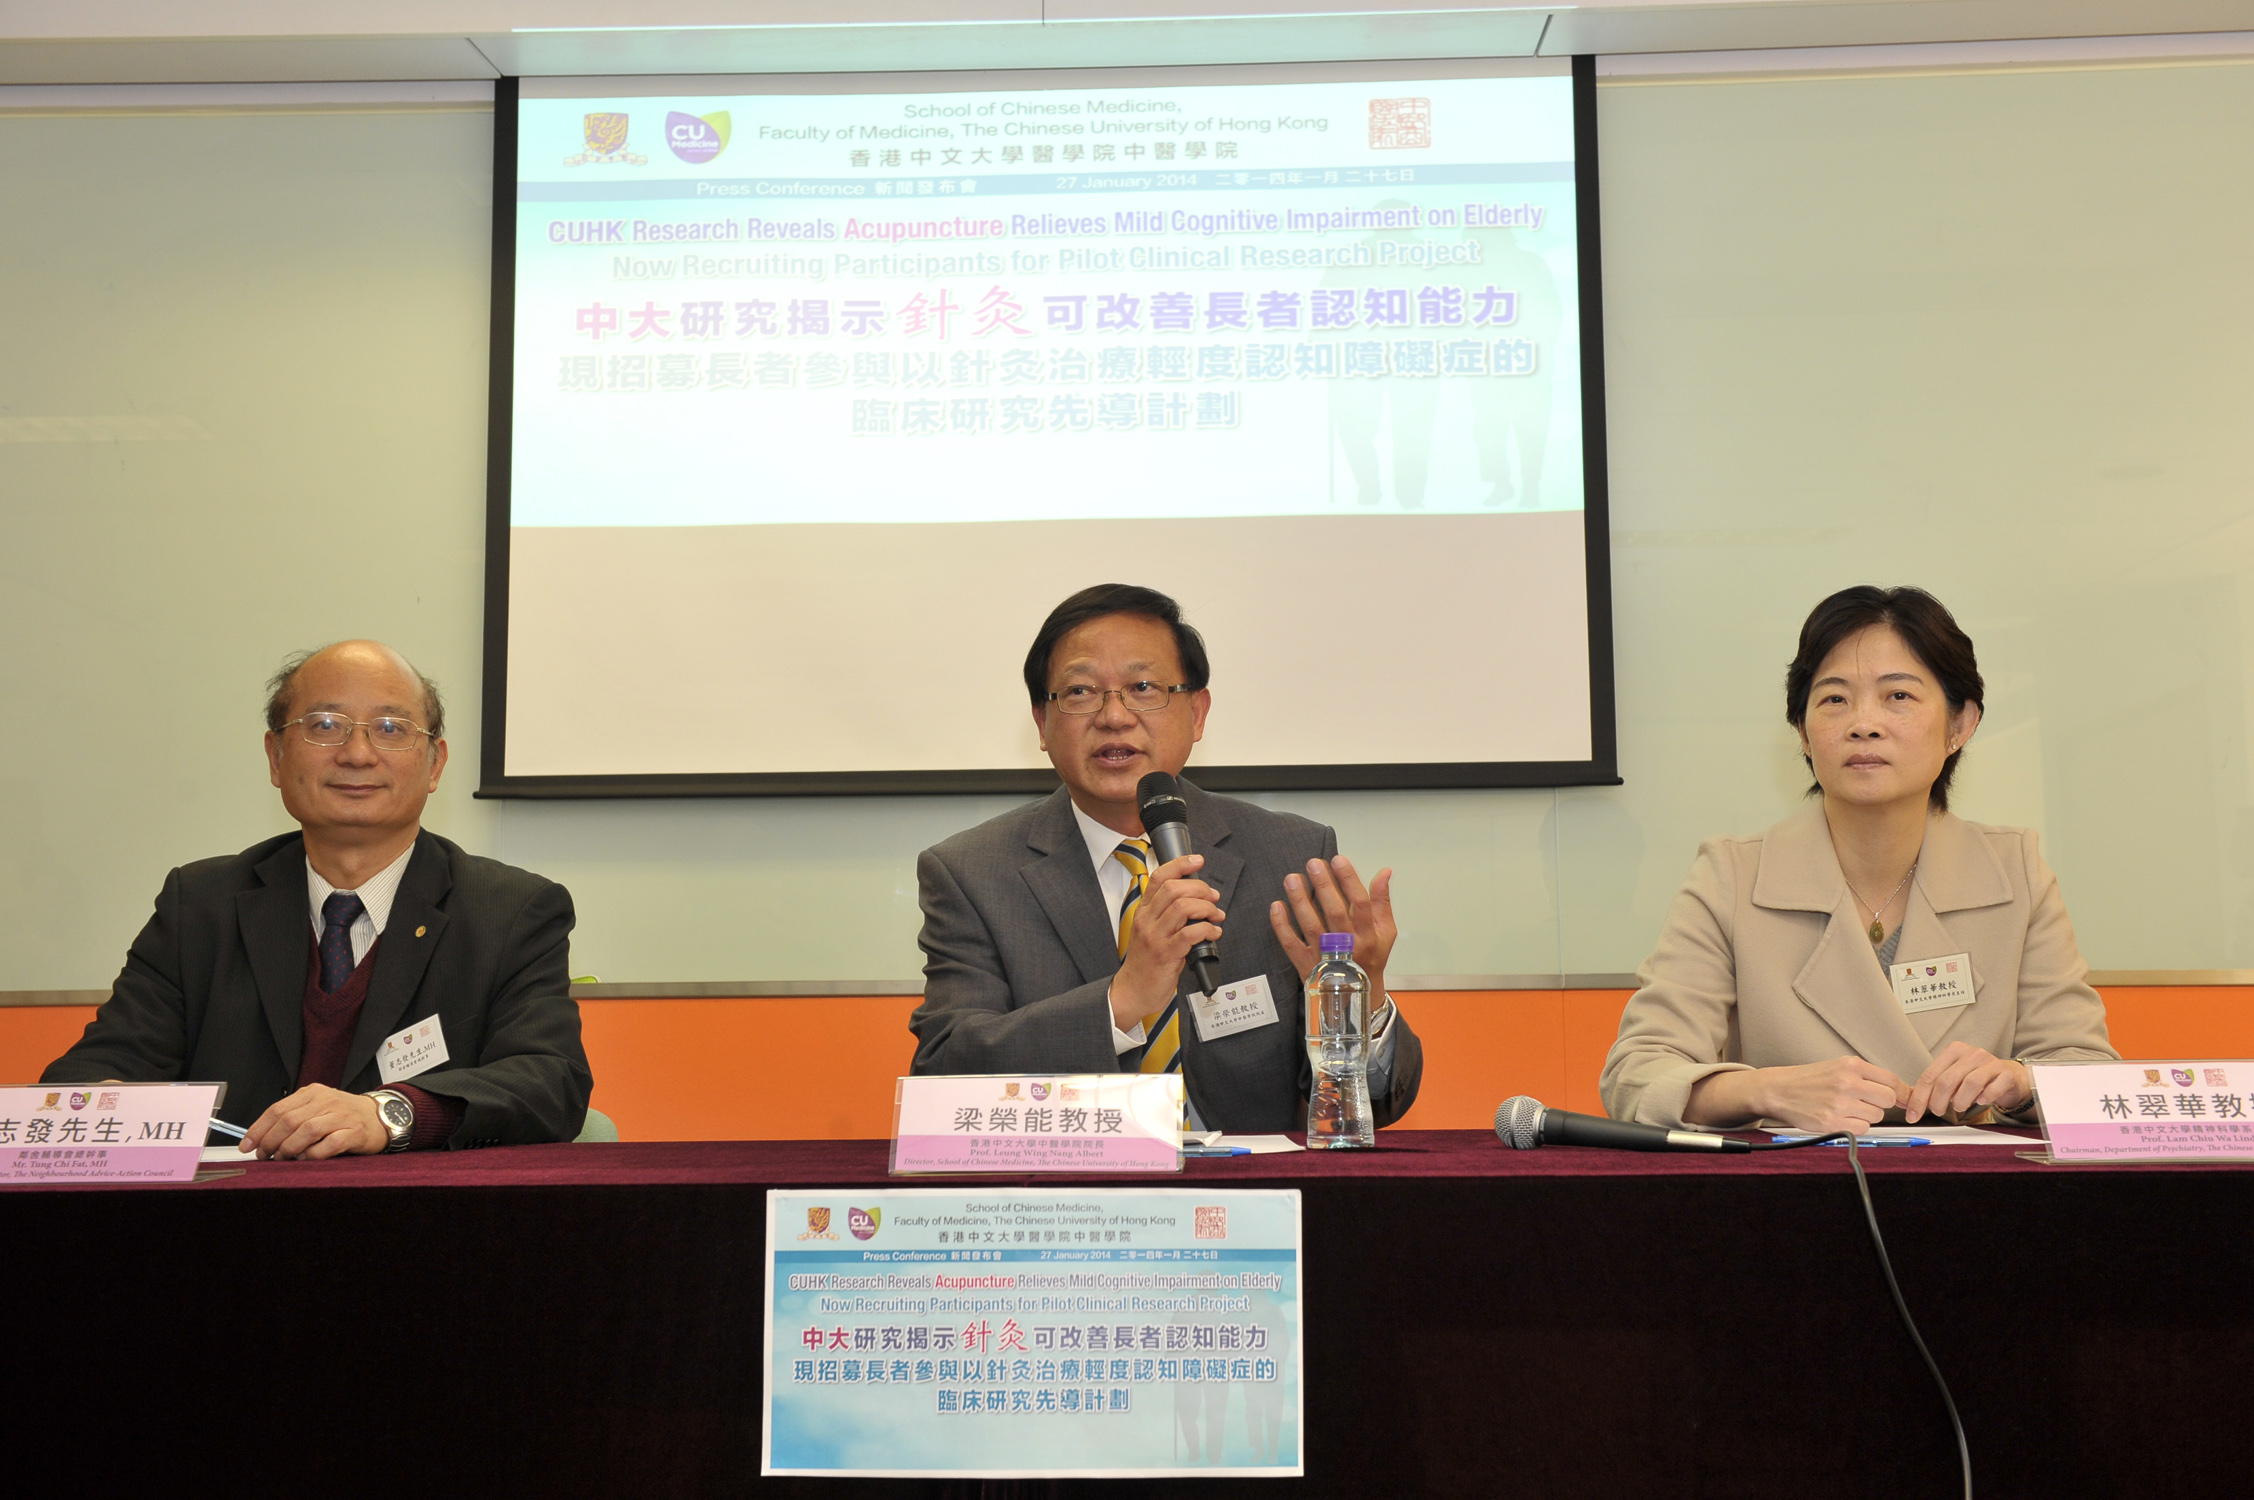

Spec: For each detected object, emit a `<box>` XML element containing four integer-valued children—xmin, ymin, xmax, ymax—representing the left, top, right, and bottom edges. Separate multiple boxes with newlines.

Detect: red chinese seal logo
<box><xmin>1369</xmin><ymin>98</ymin><xmax>1432</xmax><ymax>150</ymax></box>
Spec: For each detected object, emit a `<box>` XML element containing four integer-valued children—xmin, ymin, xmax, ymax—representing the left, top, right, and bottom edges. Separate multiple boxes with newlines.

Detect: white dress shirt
<box><xmin>1066</xmin><ymin>800</ymin><xmax>1398</xmax><ymax>1061</ymax></box>
<box><xmin>304</xmin><ymin>842</ymin><xmax>416</xmax><ymax>969</ymax></box>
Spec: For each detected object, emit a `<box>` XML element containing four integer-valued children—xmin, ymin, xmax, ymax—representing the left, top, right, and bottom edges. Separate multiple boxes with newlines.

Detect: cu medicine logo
<box><xmin>666</xmin><ymin>110</ymin><xmax>731</xmax><ymax>164</ymax></box>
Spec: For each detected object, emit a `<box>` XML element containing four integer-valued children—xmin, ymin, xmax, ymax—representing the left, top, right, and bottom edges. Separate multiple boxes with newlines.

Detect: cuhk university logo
<box><xmin>797</xmin><ymin>1206</ymin><xmax>839</xmax><ymax>1241</ymax></box>
<box><xmin>566</xmin><ymin>111</ymin><xmax>647</xmax><ymax>167</ymax></box>
<box><xmin>848</xmin><ymin>1207</ymin><xmax>881</xmax><ymax>1241</ymax></box>
<box><xmin>667</xmin><ymin>110</ymin><xmax>730</xmax><ymax>164</ymax></box>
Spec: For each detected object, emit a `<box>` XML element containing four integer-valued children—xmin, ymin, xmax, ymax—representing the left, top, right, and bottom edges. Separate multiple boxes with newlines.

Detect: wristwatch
<box><xmin>367</xmin><ymin>1089</ymin><xmax>415</xmax><ymax>1153</ymax></box>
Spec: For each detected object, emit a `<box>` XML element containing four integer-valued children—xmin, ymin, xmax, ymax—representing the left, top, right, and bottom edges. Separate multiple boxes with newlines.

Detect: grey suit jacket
<box><xmin>911</xmin><ymin>780</ymin><xmax>1423</xmax><ymax>1133</ymax></box>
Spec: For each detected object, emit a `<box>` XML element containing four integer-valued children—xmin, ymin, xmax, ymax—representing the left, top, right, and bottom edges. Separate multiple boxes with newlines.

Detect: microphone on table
<box><xmin>1493</xmin><ymin>1095</ymin><xmax>1751</xmax><ymax>1154</ymax></box>
<box><xmin>1135</xmin><ymin>771</ymin><xmax>1222</xmax><ymax>999</ymax></box>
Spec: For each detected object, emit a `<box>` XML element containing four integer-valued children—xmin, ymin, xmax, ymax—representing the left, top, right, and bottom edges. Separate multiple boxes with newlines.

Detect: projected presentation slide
<box><xmin>499</xmin><ymin>62</ymin><xmax>1608</xmax><ymax>789</ymax></box>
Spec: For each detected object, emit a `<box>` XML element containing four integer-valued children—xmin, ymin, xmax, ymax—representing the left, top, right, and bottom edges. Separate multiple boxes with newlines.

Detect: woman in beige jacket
<box><xmin>1601</xmin><ymin>586</ymin><xmax>2117</xmax><ymax>1135</ymax></box>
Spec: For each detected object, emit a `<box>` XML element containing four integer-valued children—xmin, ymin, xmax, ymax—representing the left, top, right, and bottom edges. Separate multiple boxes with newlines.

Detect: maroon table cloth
<box><xmin>84</xmin><ymin>1125</ymin><xmax>2202</xmax><ymax>1187</ymax></box>
<box><xmin>5</xmin><ymin>1129</ymin><xmax>2246</xmax><ymax>1498</ymax></box>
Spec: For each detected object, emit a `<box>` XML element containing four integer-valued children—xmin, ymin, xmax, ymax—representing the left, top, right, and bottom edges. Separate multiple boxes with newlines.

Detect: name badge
<box><xmin>378</xmin><ymin>1017</ymin><xmax>449</xmax><ymax>1084</ymax></box>
<box><xmin>1188</xmin><ymin>973</ymin><xmax>1281</xmax><ymax>1043</ymax></box>
<box><xmin>1891</xmin><ymin>953</ymin><xmax>1975</xmax><ymax>1014</ymax></box>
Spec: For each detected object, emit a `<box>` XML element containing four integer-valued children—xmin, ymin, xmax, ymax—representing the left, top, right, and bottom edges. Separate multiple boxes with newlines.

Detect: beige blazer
<box><xmin>1601</xmin><ymin>801</ymin><xmax>2117</xmax><ymax>1128</ymax></box>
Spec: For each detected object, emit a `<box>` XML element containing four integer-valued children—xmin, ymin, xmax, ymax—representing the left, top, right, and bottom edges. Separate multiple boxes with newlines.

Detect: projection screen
<box><xmin>483</xmin><ymin>58</ymin><xmax>1615</xmax><ymax>796</ymax></box>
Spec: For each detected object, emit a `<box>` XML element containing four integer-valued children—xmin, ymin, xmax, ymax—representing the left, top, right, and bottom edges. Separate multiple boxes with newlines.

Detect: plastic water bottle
<box><xmin>1304</xmin><ymin>932</ymin><xmax>1374</xmax><ymax>1149</ymax></box>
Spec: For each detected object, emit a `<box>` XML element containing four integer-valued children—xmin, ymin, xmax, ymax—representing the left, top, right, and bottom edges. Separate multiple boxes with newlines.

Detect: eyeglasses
<box><xmin>286</xmin><ymin>712</ymin><xmax>434</xmax><ymax>753</ymax></box>
<box><xmin>1044</xmin><ymin>682</ymin><xmax>1192</xmax><ymax>715</ymax></box>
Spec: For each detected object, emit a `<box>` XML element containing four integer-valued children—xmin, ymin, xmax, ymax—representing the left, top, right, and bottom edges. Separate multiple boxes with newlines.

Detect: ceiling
<box><xmin>5</xmin><ymin>0</ymin><xmax>2254</xmax><ymax>84</ymax></box>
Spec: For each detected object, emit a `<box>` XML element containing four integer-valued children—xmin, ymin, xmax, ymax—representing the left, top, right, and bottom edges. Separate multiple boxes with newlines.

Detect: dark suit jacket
<box><xmin>911</xmin><ymin>780</ymin><xmax>1423</xmax><ymax>1133</ymax></box>
<box><xmin>43</xmin><ymin>829</ymin><xmax>592</xmax><ymax>1147</ymax></box>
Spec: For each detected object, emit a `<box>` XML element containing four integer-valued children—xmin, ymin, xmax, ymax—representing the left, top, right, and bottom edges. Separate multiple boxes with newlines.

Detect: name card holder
<box><xmin>0</xmin><ymin>1082</ymin><xmax>225</xmax><ymax>1185</ymax></box>
<box><xmin>2026</xmin><ymin>1059</ymin><xmax>2254</xmax><ymax>1164</ymax></box>
<box><xmin>891</xmin><ymin>1075</ymin><xmax>1184</xmax><ymax>1174</ymax></box>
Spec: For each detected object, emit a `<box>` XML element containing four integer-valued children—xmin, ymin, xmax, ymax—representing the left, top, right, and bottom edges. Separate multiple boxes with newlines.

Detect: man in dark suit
<box><xmin>43</xmin><ymin>640</ymin><xmax>590</xmax><ymax>1157</ymax></box>
<box><xmin>911</xmin><ymin>585</ymin><xmax>1423</xmax><ymax>1133</ymax></box>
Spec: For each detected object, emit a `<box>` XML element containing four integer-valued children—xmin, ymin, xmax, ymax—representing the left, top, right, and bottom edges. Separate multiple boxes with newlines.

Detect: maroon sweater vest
<box><xmin>295</xmin><ymin>935</ymin><xmax>462</xmax><ymax>1149</ymax></box>
<box><xmin>298</xmin><ymin>934</ymin><xmax>380</xmax><ymax>1091</ymax></box>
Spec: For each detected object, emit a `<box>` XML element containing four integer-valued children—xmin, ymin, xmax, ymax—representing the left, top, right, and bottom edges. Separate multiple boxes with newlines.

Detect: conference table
<box><xmin>5</xmin><ymin>1130</ymin><xmax>2244</xmax><ymax>1497</ymax></box>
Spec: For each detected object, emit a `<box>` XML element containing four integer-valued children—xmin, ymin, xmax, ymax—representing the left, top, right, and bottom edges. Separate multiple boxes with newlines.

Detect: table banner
<box><xmin>890</xmin><ymin>1074</ymin><xmax>1183</xmax><ymax>1174</ymax></box>
<box><xmin>763</xmin><ymin>1187</ymin><xmax>1303</xmax><ymax>1478</ymax></box>
<box><xmin>2030</xmin><ymin>1059</ymin><xmax>2254</xmax><ymax>1162</ymax></box>
<box><xmin>0</xmin><ymin>1082</ymin><xmax>223</xmax><ymax>1184</ymax></box>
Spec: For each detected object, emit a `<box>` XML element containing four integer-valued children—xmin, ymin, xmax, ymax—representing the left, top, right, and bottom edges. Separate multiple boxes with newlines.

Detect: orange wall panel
<box><xmin>579</xmin><ymin>995</ymin><xmax>920</xmax><ymax>1142</ymax></box>
<box><xmin>1563</xmin><ymin>991</ymin><xmax>1634</xmax><ymax>1115</ymax></box>
<box><xmin>2096</xmin><ymin>988</ymin><xmax>2254</xmax><ymax>1060</ymax></box>
<box><xmin>1388</xmin><ymin>990</ymin><xmax>1566</xmax><ymax>1131</ymax></box>
<box><xmin>1384</xmin><ymin>990</ymin><xmax>1632</xmax><ymax>1127</ymax></box>
<box><xmin>0</xmin><ymin>1006</ymin><xmax>97</xmax><ymax>1087</ymax></box>
<box><xmin>3</xmin><ymin>986</ymin><xmax>2248</xmax><ymax>1142</ymax></box>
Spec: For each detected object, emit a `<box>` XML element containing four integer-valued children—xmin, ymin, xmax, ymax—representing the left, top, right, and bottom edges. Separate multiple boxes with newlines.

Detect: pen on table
<box><xmin>1182</xmin><ymin>1145</ymin><xmax>1251</xmax><ymax>1157</ymax></box>
<box><xmin>1770</xmin><ymin>1134</ymin><xmax>1932</xmax><ymax>1147</ymax></box>
<box><xmin>207</xmin><ymin>1118</ymin><xmax>248</xmax><ymax>1141</ymax></box>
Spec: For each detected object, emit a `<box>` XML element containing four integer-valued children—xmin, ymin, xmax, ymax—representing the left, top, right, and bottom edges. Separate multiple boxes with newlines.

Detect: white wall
<box><xmin>5</xmin><ymin>54</ymin><xmax>2253</xmax><ymax>988</ymax></box>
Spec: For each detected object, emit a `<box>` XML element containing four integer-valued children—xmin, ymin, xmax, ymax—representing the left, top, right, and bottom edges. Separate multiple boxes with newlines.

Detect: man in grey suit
<box><xmin>911</xmin><ymin>584</ymin><xmax>1423</xmax><ymax>1133</ymax></box>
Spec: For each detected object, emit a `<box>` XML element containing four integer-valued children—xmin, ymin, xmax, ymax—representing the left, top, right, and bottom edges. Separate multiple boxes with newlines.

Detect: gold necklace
<box><xmin>1847</xmin><ymin>860</ymin><xmax>1918</xmax><ymax>945</ymax></box>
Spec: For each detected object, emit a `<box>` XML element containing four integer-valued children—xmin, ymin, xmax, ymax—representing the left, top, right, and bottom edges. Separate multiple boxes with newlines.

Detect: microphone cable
<box><xmin>1743</xmin><ymin>1132</ymin><xmax>1973</xmax><ymax>1500</ymax></box>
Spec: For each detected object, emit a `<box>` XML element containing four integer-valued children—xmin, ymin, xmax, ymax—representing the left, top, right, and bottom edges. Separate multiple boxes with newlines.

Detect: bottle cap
<box><xmin>1319</xmin><ymin>932</ymin><xmax>1354</xmax><ymax>955</ymax></box>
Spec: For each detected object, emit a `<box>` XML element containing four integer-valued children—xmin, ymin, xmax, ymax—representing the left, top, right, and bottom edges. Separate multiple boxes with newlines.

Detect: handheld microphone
<box><xmin>1135</xmin><ymin>771</ymin><xmax>1222</xmax><ymax>999</ymax></box>
<box><xmin>1493</xmin><ymin>1095</ymin><xmax>1750</xmax><ymax>1154</ymax></box>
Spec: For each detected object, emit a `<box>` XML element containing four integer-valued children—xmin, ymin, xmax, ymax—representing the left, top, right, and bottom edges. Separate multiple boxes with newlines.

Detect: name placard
<box><xmin>0</xmin><ymin>1082</ymin><xmax>223</xmax><ymax>1185</ymax></box>
<box><xmin>2029</xmin><ymin>1059</ymin><xmax>2254</xmax><ymax>1162</ymax></box>
<box><xmin>891</xmin><ymin>1075</ymin><xmax>1183</xmax><ymax>1174</ymax></box>
<box><xmin>763</xmin><ymin>1186</ymin><xmax>1304</xmax><ymax>1478</ymax></box>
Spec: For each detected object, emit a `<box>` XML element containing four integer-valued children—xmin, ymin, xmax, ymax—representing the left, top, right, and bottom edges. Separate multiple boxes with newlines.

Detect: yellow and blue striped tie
<box><xmin>1113</xmin><ymin>839</ymin><xmax>1183</xmax><ymax>1074</ymax></box>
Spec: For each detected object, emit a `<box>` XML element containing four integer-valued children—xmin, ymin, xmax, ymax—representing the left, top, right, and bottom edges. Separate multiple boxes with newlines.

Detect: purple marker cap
<box><xmin>1319</xmin><ymin>932</ymin><xmax>1355</xmax><ymax>955</ymax></box>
